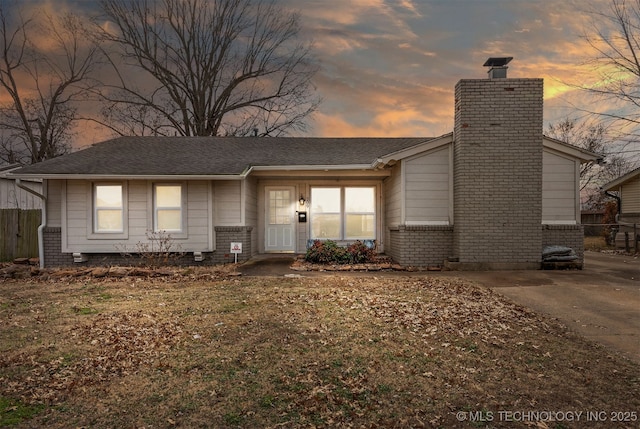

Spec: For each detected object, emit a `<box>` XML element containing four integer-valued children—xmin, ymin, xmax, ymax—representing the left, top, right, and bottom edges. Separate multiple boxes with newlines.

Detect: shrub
<box><xmin>116</xmin><ymin>230</ymin><xmax>185</xmax><ymax>266</ymax></box>
<box><xmin>305</xmin><ymin>240</ymin><xmax>375</xmax><ymax>264</ymax></box>
<box><xmin>346</xmin><ymin>241</ymin><xmax>376</xmax><ymax>264</ymax></box>
<box><xmin>601</xmin><ymin>200</ymin><xmax>618</xmax><ymax>246</ymax></box>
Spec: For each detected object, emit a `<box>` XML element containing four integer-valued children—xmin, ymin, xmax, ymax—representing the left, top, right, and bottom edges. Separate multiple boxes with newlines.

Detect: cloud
<box><xmin>4</xmin><ymin>0</ymin><xmax>634</xmax><ymax>152</ymax></box>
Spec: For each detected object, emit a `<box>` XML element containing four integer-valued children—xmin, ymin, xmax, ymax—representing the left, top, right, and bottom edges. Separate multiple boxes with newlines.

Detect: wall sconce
<box><xmin>299</xmin><ymin>195</ymin><xmax>306</xmax><ymax>206</ymax></box>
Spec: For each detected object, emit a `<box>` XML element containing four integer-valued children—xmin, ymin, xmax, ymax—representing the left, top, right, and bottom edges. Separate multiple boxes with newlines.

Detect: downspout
<box><xmin>15</xmin><ymin>179</ymin><xmax>47</xmax><ymax>268</ymax></box>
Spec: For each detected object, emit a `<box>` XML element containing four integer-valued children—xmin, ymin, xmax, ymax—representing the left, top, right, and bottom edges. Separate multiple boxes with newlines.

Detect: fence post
<box><xmin>624</xmin><ymin>232</ymin><xmax>630</xmax><ymax>252</ymax></box>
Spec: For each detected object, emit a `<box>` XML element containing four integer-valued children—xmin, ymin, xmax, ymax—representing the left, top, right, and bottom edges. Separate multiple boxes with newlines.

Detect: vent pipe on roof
<box><xmin>484</xmin><ymin>56</ymin><xmax>513</xmax><ymax>79</ymax></box>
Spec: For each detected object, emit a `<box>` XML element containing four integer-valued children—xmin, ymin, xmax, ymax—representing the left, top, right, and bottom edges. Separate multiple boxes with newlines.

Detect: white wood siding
<box><xmin>383</xmin><ymin>164</ymin><xmax>402</xmax><ymax>226</ymax></box>
<box><xmin>65</xmin><ymin>180</ymin><xmax>89</xmax><ymax>251</ymax></box>
<box><xmin>404</xmin><ymin>146</ymin><xmax>450</xmax><ymax>224</ymax></box>
<box><xmin>383</xmin><ymin>164</ymin><xmax>402</xmax><ymax>250</ymax></box>
<box><xmin>214</xmin><ymin>181</ymin><xmax>242</xmax><ymax>225</ymax></box>
<box><xmin>128</xmin><ymin>180</ymin><xmax>147</xmax><ymax>239</ymax></box>
<box><xmin>64</xmin><ymin>179</ymin><xmax>212</xmax><ymax>253</ymax></box>
<box><xmin>185</xmin><ymin>181</ymin><xmax>211</xmax><ymax>249</ymax></box>
<box><xmin>47</xmin><ymin>180</ymin><xmax>63</xmax><ymax>227</ymax></box>
<box><xmin>621</xmin><ymin>175</ymin><xmax>640</xmax><ymax>213</ymax></box>
<box><xmin>542</xmin><ymin>150</ymin><xmax>578</xmax><ymax>223</ymax></box>
<box><xmin>244</xmin><ymin>176</ymin><xmax>259</xmax><ymax>255</ymax></box>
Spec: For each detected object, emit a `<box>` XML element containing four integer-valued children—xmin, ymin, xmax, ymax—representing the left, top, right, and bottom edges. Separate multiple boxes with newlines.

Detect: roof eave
<box><xmin>542</xmin><ymin>136</ymin><xmax>603</xmax><ymax>163</ymax></box>
<box><xmin>376</xmin><ymin>133</ymin><xmax>453</xmax><ymax>166</ymax></box>
<box><xmin>245</xmin><ymin>164</ymin><xmax>375</xmax><ymax>175</ymax></box>
<box><xmin>602</xmin><ymin>166</ymin><xmax>640</xmax><ymax>191</ymax></box>
<box><xmin>6</xmin><ymin>173</ymin><xmax>245</xmax><ymax>181</ymax></box>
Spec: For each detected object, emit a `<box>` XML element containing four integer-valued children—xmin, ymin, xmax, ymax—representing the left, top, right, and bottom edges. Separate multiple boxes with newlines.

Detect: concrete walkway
<box><xmin>238</xmin><ymin>252</ymin><xmax>640</xmax><ymax>363</ymax></box>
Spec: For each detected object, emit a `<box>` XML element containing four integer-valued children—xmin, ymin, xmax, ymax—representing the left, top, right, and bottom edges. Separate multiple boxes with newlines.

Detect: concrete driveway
<box><xmin>455</xmin><ymin>252</ymin><xmax>639</xmax><ymax>363</ymax></box>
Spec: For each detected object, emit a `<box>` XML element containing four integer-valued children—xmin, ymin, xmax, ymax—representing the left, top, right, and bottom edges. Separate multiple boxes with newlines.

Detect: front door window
<box><xmin>265</xmin><ymin>187</ymin><xmax>295</xmax><ymax>252</ymax></box>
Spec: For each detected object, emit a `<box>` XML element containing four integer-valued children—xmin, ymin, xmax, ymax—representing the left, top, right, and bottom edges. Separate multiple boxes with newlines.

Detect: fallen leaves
<box><xmin>0</xmin><ymin>262</ymin><xmax>240</xmax><ymax>281</ymax></box>
<box><xmin>1</xmin><ymin>310</ymin><xmax>184</xmax><ymax>404</ymax></box>
<box><xmin>1</xmin><ymin>274</ymin><xmax>638</xmax><ymax>428</ymax></box>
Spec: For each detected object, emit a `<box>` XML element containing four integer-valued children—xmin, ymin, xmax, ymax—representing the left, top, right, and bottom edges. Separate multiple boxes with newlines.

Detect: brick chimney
<box><xmin>451</xmin><ymin>58</ymin><xmax>543</xmax><ymax>269</ymax></box>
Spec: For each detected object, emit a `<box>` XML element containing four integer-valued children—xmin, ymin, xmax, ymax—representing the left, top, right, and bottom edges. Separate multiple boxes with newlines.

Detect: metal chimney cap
<box><xmin>483</xmin><ymin>57</ymin><xmax>513</xmax><ymax>67</ymax></box>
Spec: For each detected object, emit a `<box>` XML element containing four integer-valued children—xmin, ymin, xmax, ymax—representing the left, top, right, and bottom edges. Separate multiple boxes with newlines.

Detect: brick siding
<box><xmin>212</xmin><ymin>226</ymin><xmax>254</xmax><ymax>264</ymax></box>
<box><xmin>43</xmin><ymin>227</ymin><xmax>73</xmax><ymax>267</ymax></box>
<box><xmin>387</xmin><ymin>225</ymin><xmax>453</xmax><ymax>266</ymax></box>
<box><xmin>542</xmin><ymin>224</ymin><xmax>585</xmax><ymax>262</ymax></box>
<box><xmin>453</xmin><ymin>78</ymin><xmax>543</xmax><ymax>267</ymax></box>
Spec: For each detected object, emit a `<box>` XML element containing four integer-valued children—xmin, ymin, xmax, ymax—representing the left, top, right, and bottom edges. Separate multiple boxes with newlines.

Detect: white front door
<box><xmin>265</xmin><ymin>187</ymin><xmax>295</xmax><ymax>252</ymax></box>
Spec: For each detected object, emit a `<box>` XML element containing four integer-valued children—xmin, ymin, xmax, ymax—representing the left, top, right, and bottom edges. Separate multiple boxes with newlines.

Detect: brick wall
<box><xmin>43</xmin><ymin>227</ymin><xmax>73</xmax><ymax>267</ymax></box>
<box><xmin>388</xmin><ymin>225</ymin><xmax>453</xmax><ymax>266</ymax></box>
<box><xmin>212</xmin><ymin>226</ymin><xmax>254</xmax><ymax>264</ymax></box>
<box><xmin>542</xmin><ymin>224</ymin><xmax>584</xmax><ymax>262</ymax></box>
<box><xmin>453</xmin><ymin>78</ymin><xmax>543</xmax><ymax>268</ymax></box>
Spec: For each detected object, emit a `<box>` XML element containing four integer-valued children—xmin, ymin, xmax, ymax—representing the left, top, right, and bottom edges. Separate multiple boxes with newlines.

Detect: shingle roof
<box><xmin>603</xmin><ymin>165</ymin><xmax>640</xmax><ymax>191</ymax></box>
<box><xmin>12</xmin><ymin>136</ymin><xmax>432</xmax><ymax>176</ymax></box>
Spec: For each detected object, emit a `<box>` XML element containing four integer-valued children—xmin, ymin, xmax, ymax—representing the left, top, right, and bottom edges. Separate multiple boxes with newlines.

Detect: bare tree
<box><xmin>580</xmin><ymin>0</ymin><xmax>640</xmax><ymax>162</ymax></box>
<box><xmin>546</xmin><ymin>117</ymin><xmax>635</xmax><ymax>208</ymax></box>
<box><xmin>0</xmin><ymin>5</ymin><xmax>101</xmax><ymax>165</ymax></box>
<box><xmin>96</xmin><ymin>0</ymin><xmax>320</xmax><ymax>137</ymax></box>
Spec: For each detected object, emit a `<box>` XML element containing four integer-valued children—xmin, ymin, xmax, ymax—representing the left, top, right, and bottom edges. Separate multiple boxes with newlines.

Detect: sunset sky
<box><xmin>12</xmin><ymin>0</ymin><xmax>635</xmax><ymax>158</ymax></box>
<box><xmin>289</xmin><ymin>0</ymin><xmax>607</xmax><ymax>138</ymax></box>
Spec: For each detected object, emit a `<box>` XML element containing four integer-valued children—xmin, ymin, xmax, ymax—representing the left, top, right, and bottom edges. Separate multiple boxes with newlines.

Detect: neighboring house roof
<box><xmin>0</xmin><ymin>163</ymin><xmax>19</xmax><ymax>173</ymax></box>
<box><xmin>0</xmin><ymin>163</ymin><xmax>29</xmax><ymax>176</ymax></box>
<box><xmin>0</xmin><ymin>164</ymin><xmax>43</xmax><ymax>209</ymax></box>
<box><xmin>9</xmin><ymin>136</ymin><xmax>433</xmax><ymax>179</ymax></box>
<box><xmin>603</xmin><ymin>166</ymin><xmax>640</xmax><ymax>191</ymax></box>
<box><xmin>0</xmin><ymin>163</ymin><xmax>41</xmax><ymax>183</ymax></box>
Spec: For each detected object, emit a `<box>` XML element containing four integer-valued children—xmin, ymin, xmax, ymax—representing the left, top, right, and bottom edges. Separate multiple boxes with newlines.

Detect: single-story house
<box><xmin>603</xmin><ymin>166</ymin><xmax>640</xmax><ymax>249</ymax></box>
<box><xmin>7</xmin><ymin>60</ymin><xmax>601</xmax><ymax>269</ymax></box>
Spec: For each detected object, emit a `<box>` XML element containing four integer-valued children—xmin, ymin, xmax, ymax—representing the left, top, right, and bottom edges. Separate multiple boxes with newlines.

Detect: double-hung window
<box><xmin>94</xmin><ymin>184</ymin><xmax>124</xmax><ymax>233</ymax></box>
<box><xmin>344</xmin><ymin>187</ymin><xmax>375</xmax><ymax>239</ymax></box>
<box><xmin>154</xmin><ymin>184</ymin><xmax>183</xmax><ymax>232</ymax></box>
<box><xmin>310</xmin><ymin>187</ymin><xmax>375</xmax><ymax>240</ymax></box>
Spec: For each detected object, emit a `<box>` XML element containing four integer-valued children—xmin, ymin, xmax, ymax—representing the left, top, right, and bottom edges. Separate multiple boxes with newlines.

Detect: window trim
<box><xmin>344</xmin><ymin>187</ymin><xmax>376</xmax><ymax>240</ymax></box>
<box><xmin>150</xmin><ymin>182</ymin><xmax>188</xmax><ymax>239</ymax></box>
<box><xmin>310</xmin><ymin>187</ymin><xmax>342</xmax><ymax>240</ymax></box>
<box><xmin>310</xmin><ymin>186</ymin><xmax>376</xmax><ymax>241</ymax></box>
<box><xmin>88</xmin><ymin>181</ymin><xmax>129</xmax><ymax>240</ymax></box>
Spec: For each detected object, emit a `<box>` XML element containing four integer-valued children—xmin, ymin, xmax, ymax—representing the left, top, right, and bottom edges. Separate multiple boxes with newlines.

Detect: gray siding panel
<box><xmin>214</xmin><ymin>181</ymin><xmax>242</xmax><ymax>225</ymax></box>
<box><xmin>621</xmin><ymin>176</ymin><xmax>640</xmax><ymax>213</ymax></box>
<box><xmin>64</xmin><ymin>179</ymin><xmax>212</xmax><ymax>253</ymax></box>
<box><xmin>405</xmin><ymin>146</ymin><xmax>450</xmax><ymax>224</ymax></box>
<box><xmin>542</xmin><ymin>150</ymin><xmax>577</xmax><ymax>222</ymax></box>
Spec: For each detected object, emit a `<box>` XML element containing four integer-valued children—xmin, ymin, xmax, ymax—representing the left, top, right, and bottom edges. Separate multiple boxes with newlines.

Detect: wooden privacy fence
<box><xmin>0</xmin><ymin>209</ymin><xmax>41</xmax><ymax>261</ymax></box>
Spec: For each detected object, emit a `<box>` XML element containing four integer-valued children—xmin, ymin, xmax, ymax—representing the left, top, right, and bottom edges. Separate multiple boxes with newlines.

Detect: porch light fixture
<box><xmin>299</xmin><ymin>195</ymin><xmax>306</xmax><ymax>206</ymax></box>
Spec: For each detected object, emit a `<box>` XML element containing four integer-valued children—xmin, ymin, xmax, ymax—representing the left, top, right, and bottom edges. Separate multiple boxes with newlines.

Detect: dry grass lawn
<box><xmin>1</xmin><ymin>268</ymin><xmax>639</xmax><ymax>428</ymax></box>
<box><xmin>584</xmin><ymin>236</ymin><xmax>611</xmax><ymax>252</ymax></box>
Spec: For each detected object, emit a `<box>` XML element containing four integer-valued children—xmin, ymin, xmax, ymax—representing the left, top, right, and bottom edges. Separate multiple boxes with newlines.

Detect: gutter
<box><xmin>11</xmin><ymin>173</ymin><xmax>245</xmax><ymax>181</ymax></box>
<box><xmin>15</xmin><ymin>178</ymin><xmax>47</xmax><ymax>269</ymax></box>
